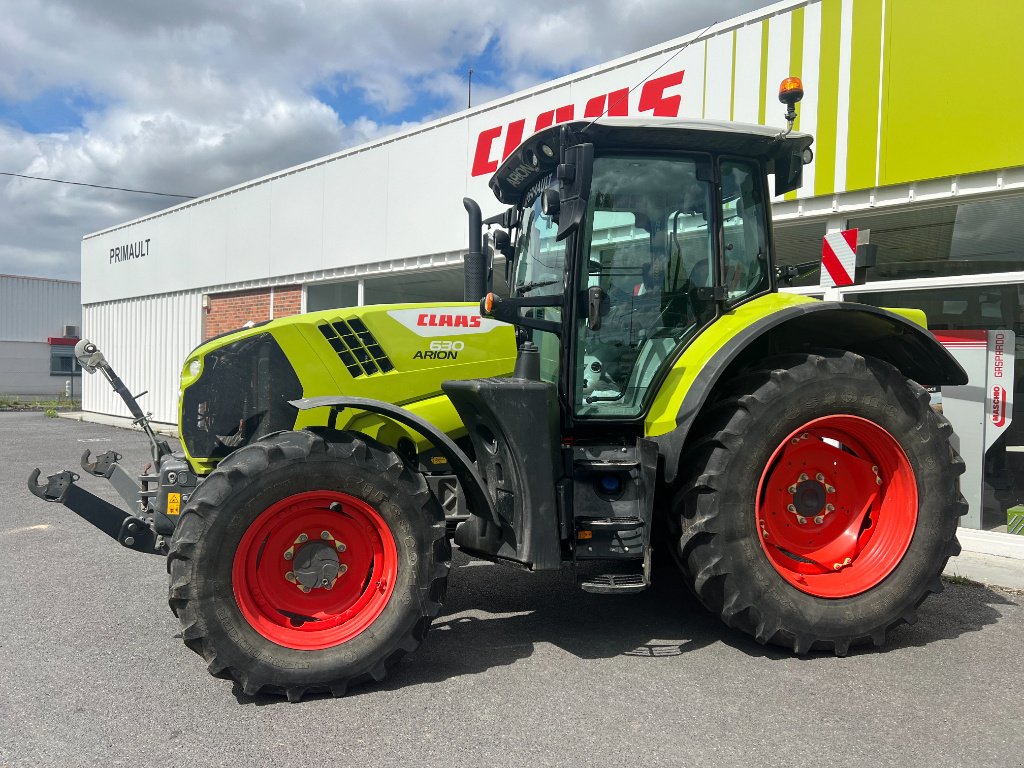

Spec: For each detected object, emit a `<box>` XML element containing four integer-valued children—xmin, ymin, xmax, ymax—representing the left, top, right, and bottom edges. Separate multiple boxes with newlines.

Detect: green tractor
<box><xmin>30</xmin><ymin>84</ymin><xmax>967</xmax><ymax>700</ymax></box>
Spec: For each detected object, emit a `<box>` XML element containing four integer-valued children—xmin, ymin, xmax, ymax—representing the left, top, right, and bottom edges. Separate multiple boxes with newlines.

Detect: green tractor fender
<box><xmin>650</xmin><ymin>300</ymin><xmax>969</xmax><ymax>484</ymax></box>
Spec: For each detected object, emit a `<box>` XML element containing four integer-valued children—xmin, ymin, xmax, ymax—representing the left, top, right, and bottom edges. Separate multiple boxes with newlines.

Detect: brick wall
<box><xmin>203</xmin><ymin>285</ymin><xmax>303</xmax><ymax>340</ymax></box>
<box><xmin>272</xmin><ymin>285</ymin><xmax>302</xmax><ymax>319</ymax></box>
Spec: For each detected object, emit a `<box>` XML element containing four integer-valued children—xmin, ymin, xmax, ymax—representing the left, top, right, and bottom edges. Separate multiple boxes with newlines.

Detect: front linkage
<box><xmin>28</xmin><ymin>340</ymin><xmax>192</xmax><ymax>556</ymax></box>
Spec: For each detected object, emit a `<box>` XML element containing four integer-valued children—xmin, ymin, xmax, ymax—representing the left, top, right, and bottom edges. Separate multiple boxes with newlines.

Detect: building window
<box><xmin>50</xmin><ymin>346</ymin><xmax>81</xmax><ymax>376</ymax></box>
<box><xmin>306</xmin><ymin>281</ymin><xmax>359</xmax><ymax>312</ymax></box>
<box><xmin>774</xmin><ymin>220</ymin><xmax>827</xmax><ymax>287</ymax></box>
<box><xmin>848</xmin><ymin>194</ymin><xmax>1024</xmax><ymax>281</ymax></box>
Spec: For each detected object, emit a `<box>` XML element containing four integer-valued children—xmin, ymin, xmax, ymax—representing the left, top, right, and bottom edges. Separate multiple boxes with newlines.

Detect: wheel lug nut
<box><xmin>321</xmin><ymin>531</ymin><xmax>331</xmax><ymax>540</ymax></box>
<box><xmin>301</xmin><ymin>585</ymin><xmax>311</xmax><ymax>593</ymax></box>
<box><xmin>339</xmin><ymin>563</ymin><xmax>348</xmax><ymax>574</ymax></box>
<box><xmin>796</xmin><ymin>515</ymin><xmax>807</xmax><ymax>525</ymax></box>
<box><xmin>285</xmin><ymin>572</ymin><xmax>296</xmax><ymax>583</ymax></box>
<box><xmin>788</xmin><ymin>485</ymin><xmax>797</xmax><ymax>494</ymax></box>
<box><xmin>876</xmin><ymin>476</ymin><xmax>883</xmax><ymax>485</ymax></box>
<box><xmin>336</xmin><ymin>541</ymin><xmax>346</xmax><ymax>552</ymax></box>
<box><xmin>871</xmin><ymin>466</ymin><xmax>879</xmax><ymax>474</ymax></box>
<box><xmin>799</xmin><ymin>473</ymin><xmax>808</xmax><ymax>482</ymax></box>
<box><xmin>787</xmin><ymin>503</ymin><xmax>797</xmax><ymax>513</ymax></box>
<box><xmin>297</xmin><ymin>533</ymin><xmax>308</xmax><ymax>543</ymax></box>
<box><xmin>815</xmin><ymin>473</ymin><xmax>825</xmax><ymax>482</ymax></box>
<box><xmin>283</xmin><ymin>549</ymin><xmax>293</xmax><ymax>561</ymax></box>
<box><xmin>826</xmin><ymin>503</ymin><xmax>835</xmax><ymax>512</ymax></box>
<box><xmin>826</xmin><ymin>485</ymin><xmax>835</xmax><ymax>494</ymax></box>
<box><xmin>813</xmin><ymin>515</ymin><xmax>824</xmax><ymax>525</ymax></box>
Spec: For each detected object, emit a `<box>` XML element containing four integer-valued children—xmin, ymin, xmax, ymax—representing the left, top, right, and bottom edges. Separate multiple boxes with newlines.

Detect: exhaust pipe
<box><xmin>463</xmin><ymin>197</ymin><xmax>486</xmax><ymax>302</ymax></box>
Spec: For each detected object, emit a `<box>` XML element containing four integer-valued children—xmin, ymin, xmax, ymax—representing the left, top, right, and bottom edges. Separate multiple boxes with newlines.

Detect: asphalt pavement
<box><xmin>1</xmin><ymin>413</ymin><xmax>1022</xmax><ymax>768</ymax></box>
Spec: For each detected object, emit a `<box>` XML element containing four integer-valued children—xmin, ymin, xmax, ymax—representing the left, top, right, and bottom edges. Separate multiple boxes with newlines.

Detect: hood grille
<box><xmin>318</xmin><ymin>318</ymin><xmax>394</xmax><ymax>377</ymax></box>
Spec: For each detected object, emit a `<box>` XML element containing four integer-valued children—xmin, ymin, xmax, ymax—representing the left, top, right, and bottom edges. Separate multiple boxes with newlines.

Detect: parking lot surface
<box><xmin>2</xmin><ymin>413</ymin><xmax>1023</xmax><ymax>767</ymax></box>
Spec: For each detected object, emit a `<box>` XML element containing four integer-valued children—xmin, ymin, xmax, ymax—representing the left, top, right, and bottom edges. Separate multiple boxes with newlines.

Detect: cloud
<box><xmin>0</xmin><ymin>0</ymin><xmax>765</xmax><ymax>281</ymax></box>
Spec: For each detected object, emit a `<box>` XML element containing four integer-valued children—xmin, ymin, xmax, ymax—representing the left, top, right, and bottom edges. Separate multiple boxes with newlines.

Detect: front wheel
<box><xmin>674</xmin><ymin>351</ymin><xmax>966</xmax><ymax>655</ymax></box>
<box><xmin>167</xmin><ymin>430</ymin><xmax>449</xmax><ymax>700</ymax></box>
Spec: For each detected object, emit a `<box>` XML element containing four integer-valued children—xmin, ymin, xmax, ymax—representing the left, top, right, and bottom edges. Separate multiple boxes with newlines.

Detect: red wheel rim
<box><xmin>756</xmin><ymin>415</ymin><xmax>917</xmax><ymax>598</ymax></box>
<box><xmin>232</xmin><ymin>491</ymin><xmax>398</xmax><ymax>650</ymax></box>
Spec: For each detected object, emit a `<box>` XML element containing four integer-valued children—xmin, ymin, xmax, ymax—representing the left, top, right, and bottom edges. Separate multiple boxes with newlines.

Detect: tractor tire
<box><xmin>673</xmin><ymin>350</ymin><xmax>966</xmax><ymax>655</ymax></box>
<box><xmin>167</xmin><ymin>429</ymin><xmax>449</xmax><ymax>700</ymax></box>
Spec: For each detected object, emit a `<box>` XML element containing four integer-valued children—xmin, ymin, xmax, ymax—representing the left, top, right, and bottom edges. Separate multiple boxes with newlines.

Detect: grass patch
<box><xmin>0</xmin><ymin>395</ymin><xmax>81</xmax><ymax>412</ymax></box>
<box><xmin>943</xmin><ymin>572</ymin><xmax>980</xmax><ymax>587</ymax></box>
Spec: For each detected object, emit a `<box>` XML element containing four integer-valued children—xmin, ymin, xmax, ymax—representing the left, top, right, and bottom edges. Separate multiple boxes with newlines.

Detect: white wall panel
<box><xmin>797</xmin><ymin>1</ymin><xmax>822</xmax><ymax>198</ymax></box>
<box><xmin>764</xmin><ymin>12</ymin><xmax>793</xmax><ymax>125</ymax></box>
<box><xmin>221</xmin><ymin>183</ymin><xmax>273</xmax><ymax>286</ymax></box>
<box><xmin>81</xmin><ymin>291</ymin><xmax>202</xmax><ymax>424</ymax></box>
<box><xmin>703</xmin><ymin>34</ymin><xmax>734</xmax><ymax>120</ymax></box>
<box><xmin>733</xmin><ymin>24</ymin><xmax>764</xmax><ymax>124</ymax></box>
<box><xmin>322</xmin><ymin>150</ymin><xmax>389</xmax><ymax>268</ymax></box>
<box><xmin>269</xmin><ymin>166</ymin><xmax>327</xmax><ymax>276</ymax></box>
<box><xmin>386</xmin><ymin>120</ymin><xmax>474</xmax><ymax>260</ymax></box>
<box><xmin>834</xmin><ymin>0</ymin><xmax>854</xmax><ymax>193</ymax></box>
<box><xmin>0</xmin><ymin>276</ymin><xmax>81</xmax><ymax>342</ymax></box>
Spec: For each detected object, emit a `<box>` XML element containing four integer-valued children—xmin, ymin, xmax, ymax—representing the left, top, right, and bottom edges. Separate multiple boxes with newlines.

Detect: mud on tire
<box><xmin>167</xmin><ymin>429</ymin><xmax>450</xmax><ymax>700</ymax></box>
<box><xmin>673</xmin><ymin>351</ymin><xmax>967</xmax><ymax>655</ymax></box>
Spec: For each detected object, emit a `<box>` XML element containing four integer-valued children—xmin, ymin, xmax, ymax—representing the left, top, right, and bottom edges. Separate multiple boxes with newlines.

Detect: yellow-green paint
<box><xmin>757</xmin><ymin>19</ymin><xmax>769</xmax><ymax>124</ymax></box>
<box><xmin>881</xmin><ymin>306</ymin><xmax>928</xmax><ymax>329</ymax></box>
<box><xmin>644</xmin><ymin>292</ymin><xmax>818</xmax><ymax>438</ymax></box>
<box><xmin>814</xmin><ymin>0</ymin><xmax>842</xmax><ymax>198</ymax></box>
<box><xmin>179</xmin><ymin>301</ymin><xmax>517</xmax><ymax>471</ymax></box>
<box><xmin>784</xmin><ymin>5</ymin><xmax>806</xmax><ymax>200</ymax></box>
<box><xmin>879</xmin><ymin>0</ymin><xmax>1024</xmax><ymax>186</ymax></box>
<box><xmin>729</xmin><ymin>29</ymin><xmax>738</xmax><ymax>121</ymax></box>
<box><xmin>845</xmin><ymin>0</ymin><xmax>883</xmax><ymax>191</ymax></box>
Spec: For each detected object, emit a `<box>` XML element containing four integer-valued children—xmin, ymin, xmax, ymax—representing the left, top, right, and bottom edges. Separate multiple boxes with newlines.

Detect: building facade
<box><xmin>79</xmin><ymin>0</ymin><xmax>1024</xmax><ymax>532</ymax></box>
<box><xmin>0</xmin><ymin>275</ymin><xmax>82</xmax><ymax>397</ymax></box>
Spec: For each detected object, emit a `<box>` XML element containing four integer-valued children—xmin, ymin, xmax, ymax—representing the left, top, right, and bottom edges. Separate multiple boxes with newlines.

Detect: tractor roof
<box><xmin>489</xmin><ymin>117</ymin><xmax>814</xmax><ymax>205</ymax></box>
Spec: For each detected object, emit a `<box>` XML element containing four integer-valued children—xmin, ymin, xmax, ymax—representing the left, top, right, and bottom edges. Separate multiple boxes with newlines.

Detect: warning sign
<box><xmin>820</xmin><ymin>229</ymin><xmax>858</xmax><ymax>288</ymax></box>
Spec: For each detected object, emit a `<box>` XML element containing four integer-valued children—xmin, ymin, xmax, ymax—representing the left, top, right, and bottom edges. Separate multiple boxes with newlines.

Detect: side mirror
<box><xmin>555</xmin><ymin>138</ymin><xmax>593</xmax><ymax>242</ymax></box>
<box><xmin>492</xmin><ymin>228</ymin><xmax>514</xmax><ymax>259</ymax></box>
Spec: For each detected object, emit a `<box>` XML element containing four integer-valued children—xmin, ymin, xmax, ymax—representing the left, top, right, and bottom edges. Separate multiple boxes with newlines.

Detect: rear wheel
<box><xmin>168</xmin><ymin>430</ymin><xmax>449</xmax><ymax>699</ymax></box>
<box><xmin>674</xmin><ymin>351</ymin><xmax>966</xmax><ymax>654</ymax></box>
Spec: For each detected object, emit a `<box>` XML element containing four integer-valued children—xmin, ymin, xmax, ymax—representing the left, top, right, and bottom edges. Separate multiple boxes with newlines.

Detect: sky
<box><xmin>0</xmin><ymin>0</ymin><xmax>766</xmax><ymax>282</ymax></box>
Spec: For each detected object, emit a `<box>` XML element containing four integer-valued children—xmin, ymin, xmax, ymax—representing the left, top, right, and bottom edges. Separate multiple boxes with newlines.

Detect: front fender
<box><xmin>289</xmin><ymin>395</ymin><xmax>499</xmax><ymax>528</ymax></box>
<box><xmin>648</xmin><ymin>297</ymin><xmax>967</xmax><ymax>483</ymax></box>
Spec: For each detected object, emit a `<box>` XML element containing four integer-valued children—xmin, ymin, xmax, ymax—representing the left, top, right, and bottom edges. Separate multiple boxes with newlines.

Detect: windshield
<box><xmin>512</xmin><ymin>182</ymin><xmax>566</xmax><ymax>383</ymax></box>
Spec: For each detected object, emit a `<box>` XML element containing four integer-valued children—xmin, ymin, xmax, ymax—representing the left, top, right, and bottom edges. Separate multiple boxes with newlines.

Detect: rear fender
<box><xmin>650</xmin><ymin>300</ymin><xmax>967</xmax><ymax>483</ymax></box>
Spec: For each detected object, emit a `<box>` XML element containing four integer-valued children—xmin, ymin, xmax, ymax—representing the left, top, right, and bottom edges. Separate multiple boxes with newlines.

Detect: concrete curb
<box><xmin>57</xmin><ymin>410</ymin><xmax>178</xmax><ymax>437</ymax></box>
<box><xmin>944</xmin><ymin>527</ymin><xmax>1024</xmax><ymax>591</ymax></box>
<box><xmin>49</xmin><ymin>409</ymin><xmax>1024</xmax><ymax>591</ymax></box>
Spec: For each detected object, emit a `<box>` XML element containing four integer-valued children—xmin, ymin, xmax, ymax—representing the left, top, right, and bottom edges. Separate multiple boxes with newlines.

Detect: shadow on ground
<box><xmin>231</xmin><ymin>552</ymin><xmax>1014</xmax><ymax>705</ymax></box>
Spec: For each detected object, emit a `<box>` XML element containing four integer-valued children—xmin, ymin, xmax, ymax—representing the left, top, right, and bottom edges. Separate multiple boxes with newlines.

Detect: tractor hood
<box><xmin>178</xmin><ymin>302</ymin><xmax>517</xmax><ymax>472</ymax></box>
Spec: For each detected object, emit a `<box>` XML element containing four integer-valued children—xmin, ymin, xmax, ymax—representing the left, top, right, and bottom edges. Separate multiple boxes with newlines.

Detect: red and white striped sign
<box><xmin>820</xmin><ymin>228</ymin><xmax>858</xmax><ymax>288</ymax></box>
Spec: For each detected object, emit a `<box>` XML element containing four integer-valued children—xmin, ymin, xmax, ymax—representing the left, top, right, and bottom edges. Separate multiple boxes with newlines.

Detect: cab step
<box><xmin>579</xmin><ymin>573</ymin><xmax>649</xmax><ymax>594</ymax></box>
<box><xmin>576</xmin><ymin>516</ymin><xmax>644</xmax><ymax>531</ymax></box>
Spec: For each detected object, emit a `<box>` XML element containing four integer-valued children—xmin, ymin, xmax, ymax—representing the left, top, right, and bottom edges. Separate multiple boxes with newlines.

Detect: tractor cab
<box><xmin>478</xmin><ymin>119</ymin><xmax>813</xmax><ymax>428</ymax></box>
